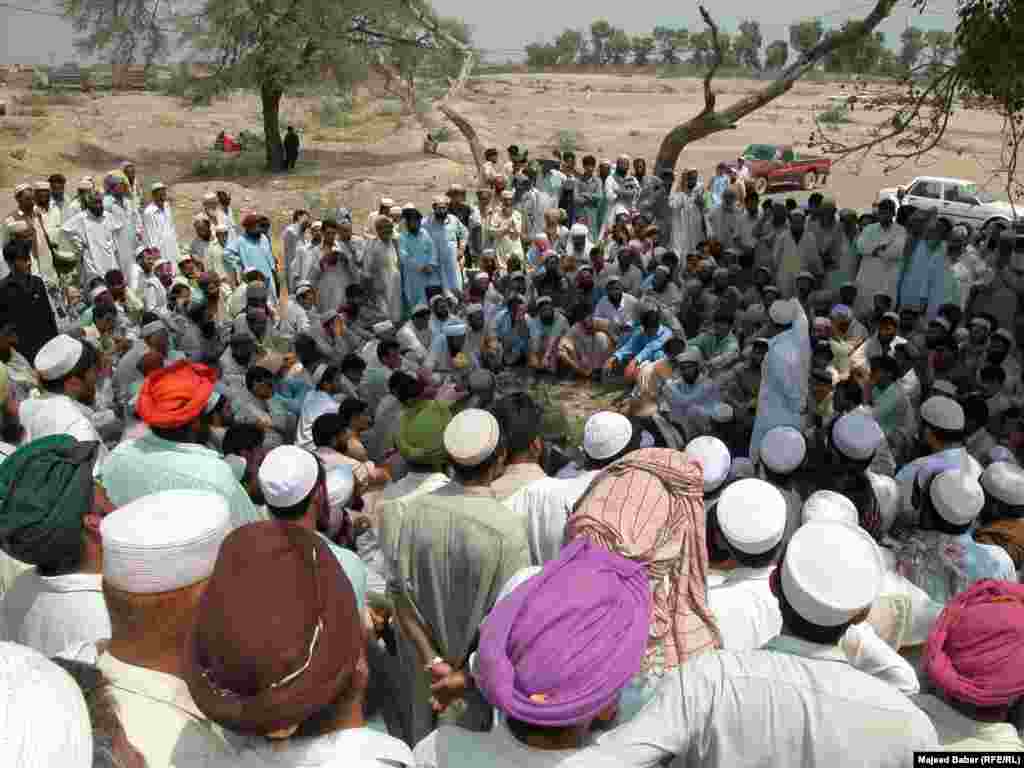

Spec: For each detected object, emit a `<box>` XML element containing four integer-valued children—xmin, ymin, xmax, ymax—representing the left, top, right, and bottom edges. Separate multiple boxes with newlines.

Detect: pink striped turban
<box><xmin>566</xmin><ymin>448</ymin><xmax>720</xmax><ymax>671</ymax></box>
<box><xmin>924</xmin><ymin>579</ymin><xmax>1024</xmax><ymax>710</ymax></box>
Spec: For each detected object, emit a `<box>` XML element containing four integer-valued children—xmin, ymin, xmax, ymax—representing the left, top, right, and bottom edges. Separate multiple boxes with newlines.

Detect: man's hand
<box><xmin>430</xmin><ymin>668</ymin><xmax>469</xmax><ymax>714</ymax></box>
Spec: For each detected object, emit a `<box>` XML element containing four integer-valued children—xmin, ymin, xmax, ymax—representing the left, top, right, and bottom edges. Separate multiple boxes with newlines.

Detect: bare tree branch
<box><xmin>698</xmin><ymin>5</ymin><xmax>721</xmax><ymax>116</ymax></box>
<box><xmin>654</xmin><ymin>0</ymin><xmax>900</xmax><ymax>173</ymax></box>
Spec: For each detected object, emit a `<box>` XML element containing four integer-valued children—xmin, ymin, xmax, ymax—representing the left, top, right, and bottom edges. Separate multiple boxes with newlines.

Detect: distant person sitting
<box><xmin>284</xmin><ymin>126</ymin><xmax>300</xmax><ymax>171</ymax></box>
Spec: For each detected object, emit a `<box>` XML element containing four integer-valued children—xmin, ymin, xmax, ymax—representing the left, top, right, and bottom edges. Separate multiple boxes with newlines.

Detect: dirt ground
<box><xmin>0</xmin><ymin>71</ymin><xmax>1012</xmax><ymax>241</ymax></box>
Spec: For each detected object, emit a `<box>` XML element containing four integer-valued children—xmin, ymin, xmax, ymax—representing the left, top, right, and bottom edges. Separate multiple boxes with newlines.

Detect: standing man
<box><xmin>364</xmin><ymin>214</ymin><xmax>402</xmax><ymax>323</ymax></box>
<box><xmin>60</xmin><ymin>191</ymin><xmax>122</xmax><ymax>288</ymax></box>
<box><xmin>142</xmin><ymin>182</ymin><xmax>180</xmax><ymax>269</ymax></box>
<box><xmin>575</xmin><ymin>155</ymin><xmax>603</xmax><ymax>241</ymax></box>
<box><xmin>102</xmin><ymin>170</ymin><xmax>142</xmax><ymax>280</ymax></box>
<box><xmin>226</xmin><ymin>213</ymin><xmax>277</xmax><ymax>300</ymax></box>
<box><xmin>283</xmin><ymin>125</ymin><xmax>300</xmax><ymax>170</ymax></box>
<box><xmin>0</xmin><ymin>240</ymin><xmax>58</xmax><ymax>364</ymax></box>
<box><xmin>120</xmin><ymin>160</ymin><xmax>143</xmax><ymax>205</ymax></box>
<box><xmin>282</xmin><ymin>208</ymin><xmax>309</xmax><ymax>292</ymax></box>
<box><xmin>1</xmin><ymin>183</ymin><xmax>57</xmax><ymax>284</ymax></box>
<box><xmin>424</xmin><ymin>195</ymin><xmax>467</xmax><ymax>297</ymax></box>
<box><xmin>399</xmin><ymin>205</ymin><xmax>441</xmax><ymax>313</ymax></box>
<box><xmin>669</xmin><ymin>168</ymin><xmax>705</xmax><ymax>260</ymax></box>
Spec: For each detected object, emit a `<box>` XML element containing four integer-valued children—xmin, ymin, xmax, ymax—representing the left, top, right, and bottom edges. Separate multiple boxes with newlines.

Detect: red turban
<box><xmin>136</xmin><ymin>361</ymin><xmax>219</xmax><ymax>428</ymax></box>
<box><xmin>924</xmin><ymin>579</ymin><xmax>1024</xmax><ymax>709</ymax></box>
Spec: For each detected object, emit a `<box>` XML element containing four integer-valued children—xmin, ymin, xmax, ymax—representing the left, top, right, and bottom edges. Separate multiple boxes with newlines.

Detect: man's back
<box><xmin>564</xmin><ymin>645</ymin><xmax>936</xmax><ymax>768</ymax></box>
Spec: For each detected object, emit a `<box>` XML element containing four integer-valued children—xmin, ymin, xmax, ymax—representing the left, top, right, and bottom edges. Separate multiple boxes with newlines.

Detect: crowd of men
<box><xmin>2</xmin><ymin>144</ymin><xmax>1024</xmax><ymax>768</ymax></box>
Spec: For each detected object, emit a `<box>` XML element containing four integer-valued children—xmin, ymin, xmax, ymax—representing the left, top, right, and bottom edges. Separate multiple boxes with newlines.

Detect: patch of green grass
<box><xmin>377</xmin><ymin>98</ymin><xmax>404</xmax><ymax>116</ymax></box>
<box><xmin>315</xmin><ymin>94</ymin><xmax>353</xmax><ymax>129</ymax></box>
<box><xmin>551</xmin><ymin>128</ymin><xmax>585</xmax><ymax>155</ymax></box>
<box><xmin>190</xmin><ymin>149</ymin><xmax>268</xmax><ymax>178</ymax></box>
<box><xmin>817</xmin><ymin>104</ymin><xmax>852</xmax><ymax>126</ymax></box>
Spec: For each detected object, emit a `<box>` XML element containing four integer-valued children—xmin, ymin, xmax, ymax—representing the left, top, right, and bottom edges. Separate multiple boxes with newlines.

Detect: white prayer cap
<box><xmin>717</xmin><ymin>478</ymin><xmax>787</xmax><ymax>555</ymax></box>
<box><xmin>675</xmin><ymin>348</ymin><xmax>703</xmax><ymax>365</ymax></box>
<box><xmin>683</xmin><ymin>436</ymin><xmax>731</xmax><ymax>493</ymax></box>
<box><xmin>444</xmin><ymin>408</ymin><xmax>500</xmax><ymax>466</ymax></box>
<box><xmin>930</xmin><ymin>316</ymin><xmax>952</xmax><ymax>332</ymax></box>
<box><xmin>501</xmin><ymin>189</ymin><xmax>515</xmax><ymax>200</ymax></box>
<box><xmin>258</xmin><ymin>445</ymin><xmax>319</xmax><ymax>508</ymax></box>
<box><xmin>981</xmin><ymin>461</ymin><xmax>1024</xmax><ymax>505</ymax></box>
<box><xmin>931</xmin><ymin>380</ymin><xmax>958</xmax><ymax>398</ymax></box>
<box><xmin>760</xmin><ymin>426</ymin><xmax>806</xmax><ymax>474</ymax></box>
<box><xmin>101</xmin><ymin>490</ymin><xmax>230</xmax><ymax>594</ymax></box>
<box><xmin>389</xmin><ymin>206</ymin><xmax>402</xmax><ymax>216</ymax></box>
<box><xmin>802</xmin><ymin>490</ymin><xmax>858</xmax><ymax>527</ymax></box>
<box><xmin>768</xmin><ymin>299</ymin><xmax>796</xmax><ymax>325</ymax></box>
<box><xmin>325</xmin><ymin>464</ymin><xmax>355</xmax><ymax>511</ymax></box>
<box><xmin>13</xmin><ymin>182</ymin><xmax>31</xmax><ymax>196</ymax></box>
<box><xmin>432</xmin><ymin>194</ymin><xmax>450</xmax><ymax>206</ymax></box>
<box><xmin>729</xmin><ymin>457</ymin><xmax>755</xmax><ymax>480</ymax></box>
<box><xmin>202</xmin><ymin>191</ymin><xmax>218</xmax><ymax>203</ymax></box>
<box><xmin>930</xmin><ymin>468</ymin><xmax>984</xmax><ymax>526</ymax></box>
<box><xmin>969</xmin><ymin>315</ymin><xmax>993</xmax><ymax>331</ymax></box>
<box><xmin>295</xmin><ymin>280</ymin><xmax>314</xmax><ymax>296</ymax></box>
<box><xmin>583</xmin><ymin>411</ymin><xmax>633</xmax><ymax>461</ymax></box>
<box><xmin>33</xmin><ymin>180</ymin><xmax>49</xmax><ymax>192</ymax></box>
<box><xmin>831</xmin><ymin>412</ymin><xmax>883</xmax><ymax>461</ymax></box>
<box><xmin>535</xmin><ymin>296</ymin><xmax>553</xmax><ymax>309</ymax></box>
<box><xmin>192</xmin><ymin>212</ymin><xmax>210</xmax><ymax>225</ymax></box>
<box><xmin>151</xmin><ymin>181</ymin><xmax>167</xmax><ymax>192</ymax></box>
<box><xmin>465</xmin><ymin>303</ymin><xmax>484</xmax><ymax>315</ymax></box>
<box><xmin>224</xmin><ymin>454</ymin><xmax>247</xmax><ymax>482</ymax></box>
<box><xmin>310</xmin><ymin>220</ymin><xmax>323</xmax><ymax>230</ymax></box>
<box><xmin>605</xmin><ymin>275</ymin><xmax>622</xmax><ymax>286</ymax></box>
<box><xmin>444</xmin><ymin>321</ymin><xmax>467</xmax><ymax>337</ymax></box>
<box><xmin>570</xmin><ymin>223</ymin><xmax>588</xmax><ymax>237</ymax></box>
<box><xmin>782</xmin><ymin>521</ymin><xmax>883</xmax><ymax>627</ymax></box>
<box><xmin>430</xmin><ymin>293</ymin><xmax>448</xmax><ymax>307</ymax></box>
<box><xmin>380</xmin><ymin>197</ymin><xmax>395</xmax><ymax>207</ymax></box>
<box><xmin>411</xmin><ymin>303</ymin><xmax>430</xmax><ymax>316</ymax></box>
<box><xmin>372</xmin><ymin>320</ymin><xmax>395</xmax><ymax>336</ymax></box>
<box><xmin>0</xmin><ymin>643</ymin><xmax>92</xmax><ymax>768</ymax></box>
<box><xmin>994</xmin><ymin>328</ymin><xmax>1015</xmax><ymax>345</ymax></box>
<box><xmin>711</xmin><ymin>402</ymin><xmax>734</xmax><ymax>424</ymax></box>
<box><xmin>880</xmin><ymin>311</ymin><xmax>900</xmax><ymax>324</ymax></box>
<box><xmin>34</xmin><ymin>334</ymin><xmax>84</xmax><ymax>382</ymax></box>
<box><xmin>76</xmin><ymin>176</ymin><xmax>94</xmax><ymax>190</ymax></box>
<box><xmin>795</xmin><ymin>270</ymin><xmax>815</xmax><ymax>283</ymax></box>
<box><xmin>920</xmin><ymin>395</ymin><xmax>965</xmax><ymax>432</ymax></box>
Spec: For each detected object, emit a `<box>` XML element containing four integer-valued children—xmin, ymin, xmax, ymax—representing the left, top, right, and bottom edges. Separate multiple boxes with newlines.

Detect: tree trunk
<box><xmin>261</xmin><ymin>83</ymin><xmax>286</xmax><ymax>173</ymax></box>
<box><xmin>438</xmin><ymin>104</ymin><xmax>486</xmax><ymax>182</ymax></box>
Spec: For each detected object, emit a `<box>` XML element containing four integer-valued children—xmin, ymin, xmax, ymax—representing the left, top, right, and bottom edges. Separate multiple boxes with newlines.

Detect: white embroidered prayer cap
<box><xmin>760</xmin><ymin>426</ymin><xmax>806</xmax><ymax>474</ymax></box>
<box><xmin>372</xmin><ymin>320</ymin><xmax>395</xmax><ymax>336</ymax></box>
<box><xmin>930</xmin><ymin>468</ymin><xmax>984</xmax><ymax>526</ymax></box>
<box><xmin>34</xmin><ymin>334</ymin><xmax>84</xmax><ymax>381</ymax></box>
<box><xmin>444</xmin><ymin>408</ymin><xmax>500</xmax><ymax>467</ymax></box>
<box><xmin>683</xmin><ymin>435</ymin><xmax>731</xmax><ymax>493</ymax></box>
<box><xmin>101</xmin><ymin>490</ymin><xmax>230</xmax><ymax>594</ymax></box>
<box><xmin>831</xmin><ymin>412</ymin><xmax>883</xmax><ymax>461</ymax></box>
<box><xmin>582</xmin><ymin>411</ymin><xmax>633</xmax><ymax>461</ymax></box>
<box><xmin>717</xmin><ymin>478</ymin><xmax>787</xmax><ymax>555</ymax></box>
<box><xmin>781</xmin><ymin>521</ymin><xmax>883</xmax><ymax>627</ymax></box>
<box><xmin>768</xmin><ymin>299</ymin><xmax>796</xmax><ymax>325</ymax></box>
<box><xmin>980</xmin><ymin>461</ymin><xmax>1024</xmax><ymax>505</ymax></box>
<box><xmin>258</xmin><ymin>445</ymin><xmax>319</xmax><ymax>508</ymax></box>
<box><xmin>920</xmin><ymin>395</ymin><xmax>965</xmax><ymax>432</ymax></box>
<box><xmin>802</xmin><ymin>490</ymin><xmax>858</xmax><ymax>528</ymax></box>
<box><xmin>0</xmin><ymin>642</ymin><xmax>91</xmax><ymax>768</ymax></box>
<box><xmin>711</xmin><ymin>402</ymin><xmax>734</xmax><ymax>424</ymax></box>
<box><xmin>931</xmin><ymin>380</ymin><xmax>958</xmax><ymax>398</ymax></box>
<box><xmin>443</xmin><ymin>321</ymin><xmax>467</xmax><ymax>337</ymax></box>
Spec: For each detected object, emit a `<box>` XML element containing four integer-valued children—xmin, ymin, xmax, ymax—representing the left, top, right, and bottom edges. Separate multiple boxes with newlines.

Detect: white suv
<box><xmin>877</xmin><ymin>176</ymin><xmax>1020</xmax><ymax>233</ymax></box>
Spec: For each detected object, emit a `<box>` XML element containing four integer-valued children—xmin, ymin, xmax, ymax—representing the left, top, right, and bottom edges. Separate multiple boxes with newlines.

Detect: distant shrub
<box><xmin>316</xmin><ymin>94</ymin><xmax>353</xmax><ymax>129</ymax></box>
<box><xmin>430</xmin><ymin>125</ymin><xmax>451</xmax><ymax>143</ymax></box>
<box><xmin>377</xmin><ymin>98</ymin><xmax>404</xmax><ymax>116</ymax></box>
<box><xmin>552</xmin><ymin>128</ymin><xmax>585</xmax><ymax>154</ymax></box>
<box><xmin>817</xmin><ymin>104</ymin><xmax>852</xmax><ymax>126</ymax></box>
<box><xmin>191</xmin><ymin>149</ymin><xmax>267</xmax><ymax>178</ymax></box>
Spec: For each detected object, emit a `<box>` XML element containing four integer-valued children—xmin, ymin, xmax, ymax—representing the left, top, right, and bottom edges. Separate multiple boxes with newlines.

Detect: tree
<box><xmin>606</xmin><ymin>28</ymin><xmax>633</xmax><ymax>65</ymax></box>
<box><xmin>632</xmin><ymin>35</ymin><xmax>656</xmax><ymax>66</ymax></box>
<box><xmin>789</xmin><ymin>19</ymin><xmax>825</xmax><ymax>56</ymax></box>
<box><xmin>554</xmin><ymin>28</ymin><xmax>587</xmax><ymax>65</ymax></box>
<box><xmin>690</xmin><ymin>30</ymin><xmax>714</xmax><ymax>67</ymax></box>
<box><xmin>525</xmin><ymin>42</ymin><xmax>560</xmax><ymax>68</ymax></box>
<box><xmin>590</xmin><ymin>20</ymin><xmax>613</xmax><ymax>64</ymax></box>
<box><xmin>899</xmin><ymin>25</ymin><xmax>926</xmax><ymax>70</ymax></box>
<box><xmin>924</xmin><ymin>29</ymin><xmax>955</xmax><ymax>68</ymax></box>
<box><xmin>653</xmin><ymin>26</ymin><xmax>689</xmax><ymax>65</ymax></box>
<box><xmin>653</xmin><ymin>1</ymin><xmax>900</xmax><ymax>174</ymax></box>
<box><xmin>735</xmin><ymin>20</ymin><xmax>764</xmax><ymax>71</ymax></box>
<box><xmin>825</xmin><ymin>26</ymin><xmax>886</xmax><ymax>73</ymax></box>
<box><xmin>765</xmin><ymin>40</ymin><xmax>789</xmax><ymax>69</ymax></box>
<box><xmin>60</xmin><ymin>0</ymin><xmax>169</xmax><ymax>65</ymax></box>
<box><xmin>181</xmin><ymin>0</ymin><xmax>466</xmax><ymax>172</ymax></box>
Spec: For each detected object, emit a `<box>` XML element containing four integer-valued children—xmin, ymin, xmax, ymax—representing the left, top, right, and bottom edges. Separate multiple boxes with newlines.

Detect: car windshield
<box><xmin>743</xmin><ymin>144</ymin><xmax>777</xmax><ymax>161</ymax></box>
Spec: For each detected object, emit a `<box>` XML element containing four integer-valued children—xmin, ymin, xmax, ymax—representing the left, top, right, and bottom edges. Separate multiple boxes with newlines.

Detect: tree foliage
<box><xmin>899</xmin><ymin>25</ymin><xmax>926</xmax><ymax>70</ymax></box>
<box><xmin>765</xmin><ymin>40</ymin><xmax>789</xmax><ymax>70</ymax></box>
<box><xmin>735</xmin><ymin>20</ymin><xmax>763</xmax><ymax>71</ymax></box>
<box><xmin>632</xmin><ymin>35</ymin><xmax>656</xmax><ymax>66</ymax></box>
<box><xmin>653</xmin><ymin>26</ymin><xmax>689</xmax><ymax>65</ymax></box>
<box><xmin>789</xmin><ymin>19</ymin><xmax>825</xmax><ymax>56</ymax></box>
<box><xmin>60</xmin><ymin>0</ymin><xmax>170</xmax><ymax>65</ymax></box>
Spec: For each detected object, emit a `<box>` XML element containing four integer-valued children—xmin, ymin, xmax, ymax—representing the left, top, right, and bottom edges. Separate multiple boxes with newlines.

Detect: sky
<box><xmin>2</xmin><ymin>0</ymin><xmax>956</xmax><ymax>65</ymax></box>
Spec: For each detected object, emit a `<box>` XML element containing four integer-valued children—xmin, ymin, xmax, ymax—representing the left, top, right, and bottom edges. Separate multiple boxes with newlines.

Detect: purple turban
<box><xmin>476</xmin><ymin>538</ymin><xmax>652</xmax><ymax>727</ymax></box>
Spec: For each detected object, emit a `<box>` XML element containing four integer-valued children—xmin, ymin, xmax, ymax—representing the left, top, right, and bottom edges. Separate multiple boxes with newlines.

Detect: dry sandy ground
<box><xmin>0</xmin><ymin>71</ymin><xmax>1012</xmax><ymax>250</ymax></box>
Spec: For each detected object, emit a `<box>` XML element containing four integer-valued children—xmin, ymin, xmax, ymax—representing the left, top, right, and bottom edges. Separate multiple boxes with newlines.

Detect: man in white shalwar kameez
<box><xmin>61</xmin><ymin>191</ymin><xmax>123</xmax><ymax>288</ymax></box>
<box><xmin>142</xmin><ymin>182</ymin><xmax>180</xmax><ymax>269</ymax></box>
<box><xmin>669</xmin><ymin>168</ymin><xmax>705</xmax><ymax>258</ymax></box>
<box><xmin>855</xmin><ymin>199</ymin><xmax>907</xmax><ymax>318</ymax></box>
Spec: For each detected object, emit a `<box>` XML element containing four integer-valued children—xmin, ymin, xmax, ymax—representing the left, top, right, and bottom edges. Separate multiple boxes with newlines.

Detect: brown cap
<box><xmin>183</xmin><ymin>522</ymin><xmax>362</xmax><ymax>735</ymax></box>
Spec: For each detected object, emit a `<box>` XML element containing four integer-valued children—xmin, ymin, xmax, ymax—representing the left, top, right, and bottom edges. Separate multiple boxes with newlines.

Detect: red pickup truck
<box><xmin>727</xmin><ymin>144</ymin><xmax>832</xmax><ymax>195</ymax></box>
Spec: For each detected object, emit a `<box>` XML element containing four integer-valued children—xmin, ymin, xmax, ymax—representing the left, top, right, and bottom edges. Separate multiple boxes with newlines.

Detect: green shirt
<box><xmin>691</xmin><ymin>332</ymin><xmax>739</xmax><ymax>364</ymax></box>
<box><xmin>100</xmin><ymin>431</ymin><xmax>263</xmax><ymax>530</ymax></box>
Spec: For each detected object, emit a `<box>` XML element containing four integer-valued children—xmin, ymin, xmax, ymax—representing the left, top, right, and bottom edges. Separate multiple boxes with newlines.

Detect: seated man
<box><xmin>489</xmin><ymin>292</ymin><xmax>530</xmax><ymax>368</ymax></box>
<box><xmin>396</xmin><ymin>303</ymin><xmax>434</xmax><ymax>365</ymax></box>
<box><xmin>414</xmin><ymin>539</ymin><xmax>651</xmax><ymax>766</ymax></box>
<box><xmin>527</xmin><ymin>296</ymin><xmax>571</xmax><ymax>374</ymax></box>
<box><xmin>605</xmin><ymin>306</ymin><xmax>672</xmax><ymax>382</ymax></box>
<box><xmin>230</xmin><ymin>364</ymin><xmax>292</xmax><ymax>449</ymax></box>
<box><xmin>689</xmin><ymin>309</ymin><xmax>740</xmax><ymax>376</ymax></box>
<box><xmin>661</xmin><ymin>348</ymin><xmax>721</xmax><ymax>440</ymax></box>
<box><xmin>425</xmin><ymin>321</ymin><xmax>478</xmax><ymax>375</ymax></box>
<box><xmin>559</xmin><ymin>302</ymin><xmax>613</xmax><ymax>379</ymax></box>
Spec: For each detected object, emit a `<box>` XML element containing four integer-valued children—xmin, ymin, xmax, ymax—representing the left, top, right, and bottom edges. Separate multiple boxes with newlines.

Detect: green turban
<box><xmin>0</xmin><ymin>436</ymin><xmax>100</xmax><ymax>574</ymax></box>
<box><xmin>396</xmin><ymin>400</ymin><xmax>453</xmax><ymax>470</ymax></box>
